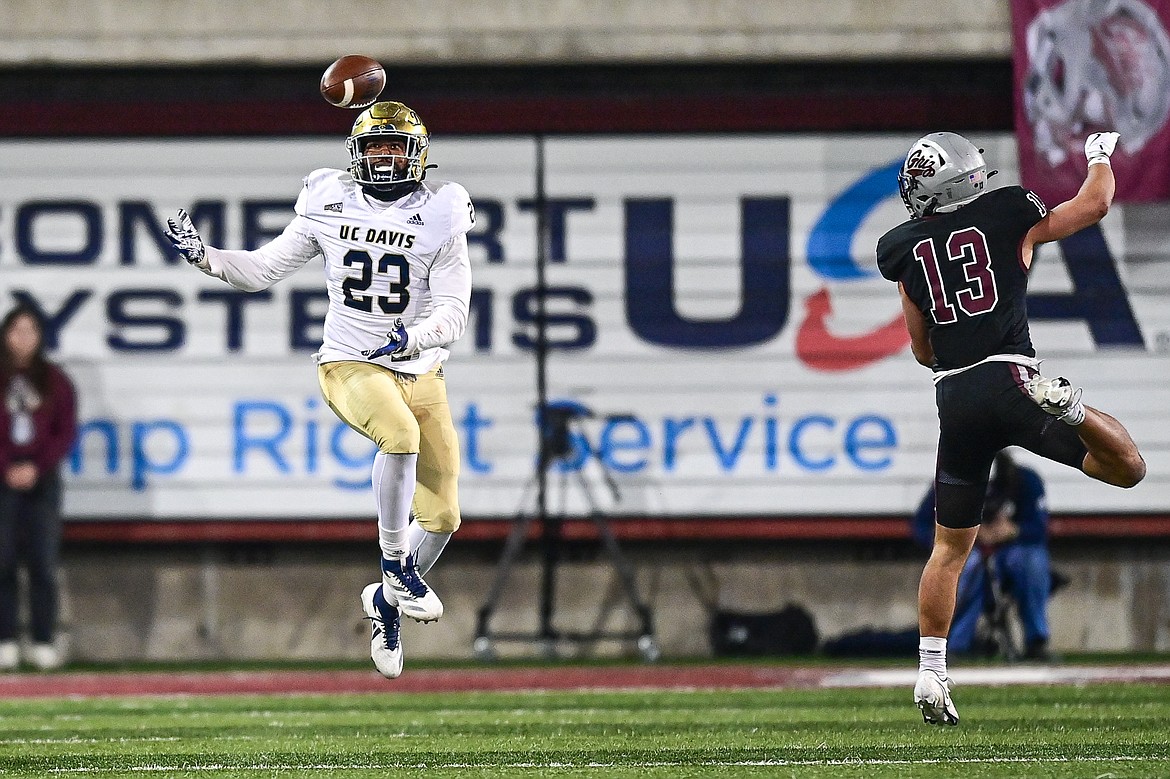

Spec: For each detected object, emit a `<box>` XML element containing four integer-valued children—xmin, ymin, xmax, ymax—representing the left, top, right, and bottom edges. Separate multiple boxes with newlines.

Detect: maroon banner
<box><xmin>1013</xmin><ymin>0</ymin><xmax>1170</xmax><ymax>203</ymax></box>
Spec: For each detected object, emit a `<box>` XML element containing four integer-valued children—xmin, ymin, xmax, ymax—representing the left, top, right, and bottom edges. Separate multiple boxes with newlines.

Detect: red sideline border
<box><xmin>62</xmin><ymin>515</ymin><xmax>1170</xmax><ymax>545</ymax></box>
<box><xmin>3</xmin><ymin>664</ymin><xmax>1170</xmax><ymax>699</ymax></box>
<box><xmin>0</xmin><ymin>666</ymin><xmax>830</xmax><ymax>698</ymax></box>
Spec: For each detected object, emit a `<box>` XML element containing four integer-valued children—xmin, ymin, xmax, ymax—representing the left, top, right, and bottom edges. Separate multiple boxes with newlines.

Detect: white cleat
<box><xmin>1024</xmin><ymin>375</ymin><xmax>1085</xmax><ymax>425</ymax></box>
<box><xmin>26</xmin><ymin>643</ymin><xmax>63</xmax><ymax>671</ymax></box>
<box><xmin>914</xmin><ymin>669</ymin><xmax>959</xmax><ymax>726</ymax></box>
<box><xmin>360</xmin><ymin>582</ymin><xmax>403</xmax><ymax>679</ymax></box>
<box><xmin>381</xmin><ymin>553</ymin><xmax>443</xmax><ymax>623</ymax></box>
<box><xmin>0</xmin><ymin>641</ymin><xmax>18</xmax><ymax>672</ymax></box>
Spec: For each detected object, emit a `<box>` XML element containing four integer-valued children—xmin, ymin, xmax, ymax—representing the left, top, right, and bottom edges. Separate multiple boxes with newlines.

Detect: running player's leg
<box><xmin>318</xmin><ymin>361</ymin><xmax>441</xmax><ymax>623</ymax></box>
<box><xmin>919</xmin><ymin>523</ymin><xmax>979</xmax><ymax>640</ymax></box>
<box><xmin>1014</xmin><ymin>371</ymin><xmax>1145</xmax><ymax>487</ymax></box>
<box><xmin>406</xmin><ymin>366</ymin><xmax>461</xmax><ymax>576</ymax></box>
<box><xmin>916</xmin><ymin>369</ymin><xmax>1001</xmax><ymax>726</ymax></box>
<box><xmin>917</xmin><ymin>469</ymin><xmax>987</xmax><ymax>727</ymax></box>
<box><xmin>917</xmin><ymin>479</ymin><xmax>982</xmax><ymax>727</ymax></box>
<box><xmin>945</xmin><ymin>550</ymin><xmax>987</xmax><ymax>654</ymax></box>
<box><xmin>319</xmin><ymin>361</ymin><xmax>419</xmax><ymax>555</ymax></box>
<box><xmin>1076</xmin><ymin>406</ymin><xmax>1145</xmax><ymax>487</ymax></box>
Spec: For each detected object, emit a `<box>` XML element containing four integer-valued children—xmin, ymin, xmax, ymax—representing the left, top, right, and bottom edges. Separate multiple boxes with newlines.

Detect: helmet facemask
<box><xmin>346</xmin><ymin>102</ymin><xmax>430</xmax><ymax>199</ymax></box>
<box><xmin>350</xmin><ymin>133</ymin><xmax>428</xmax><ymax>188</ymax></box>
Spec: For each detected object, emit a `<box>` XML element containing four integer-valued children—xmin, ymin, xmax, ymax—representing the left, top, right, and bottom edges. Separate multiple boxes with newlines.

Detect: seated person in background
<box><xmin>913</xmin><ymin>450</ymin><xmax>1055</xmax><ymax>660</ymax></box>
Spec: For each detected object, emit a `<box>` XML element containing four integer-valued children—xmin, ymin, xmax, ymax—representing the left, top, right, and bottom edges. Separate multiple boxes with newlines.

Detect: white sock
<box><xmin>919</xmin><ymin>636</ymin><xmax>948</xmax><ymax>677</ymax></box>
<box><xmin>1061</xmin><ymin>401</ymin><xmax>1086</xmax><ymax>426</ymax></box>
<box><xmin>372</xmin><ymin>452</ymin><xmax>417</xmax><ymax>559</ymax></box>
<box><xmin>407</xmin><ymin>523</ymin><xmax>452</xmax><ymax>576</ymax></box>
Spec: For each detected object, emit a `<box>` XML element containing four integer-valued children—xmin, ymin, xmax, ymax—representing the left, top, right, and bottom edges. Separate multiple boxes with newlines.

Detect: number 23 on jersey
<box><xmin>341</xmin><ymin>249</ymin><xmax>410</xmax><ymax>314</ymax></box>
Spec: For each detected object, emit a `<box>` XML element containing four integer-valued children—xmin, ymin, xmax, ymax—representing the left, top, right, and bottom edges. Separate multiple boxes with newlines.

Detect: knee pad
<box><xmin>375</xmin><ymin>422</ymin><xmax>420</xmax><ymax>455</ymax></box>
<box><xmin>417</xmin><ymin>506</ymin><xmax>461</xmax><ymax>534</ymax></box>
<box><xmin>413</xmin><ymin>485</ymin><xmax>461</xmax><ymax>533</ymax></box>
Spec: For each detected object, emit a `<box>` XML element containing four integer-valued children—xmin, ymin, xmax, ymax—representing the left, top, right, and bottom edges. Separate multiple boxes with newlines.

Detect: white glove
<box><xmin>164</xmin><ymin>208</ymin><xmax>208</xmax><ymax>269</ymax></box>
<box><xmin>1084</xmin><ymin>132</ymin><xmax>1119</xmax><ymax>166</ymax></box>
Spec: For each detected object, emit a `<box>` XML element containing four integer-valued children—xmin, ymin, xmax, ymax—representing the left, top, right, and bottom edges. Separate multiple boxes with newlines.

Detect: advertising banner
<box><xmin>0</xmin><ymin>135</ymin><xmax>1166</xmax><ymax>519</ymax></box>
<box><xmin>1013</xmin><ymin>0</ymin><xmax>1170</xmax><ymax>202</ymax></box>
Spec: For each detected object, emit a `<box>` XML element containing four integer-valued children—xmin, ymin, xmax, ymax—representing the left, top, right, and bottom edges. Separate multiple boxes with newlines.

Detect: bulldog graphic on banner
<box><xmin>1013</xmin><ymin>0</ymin><xmax>1170</xmax><ymax>202</ymax></box>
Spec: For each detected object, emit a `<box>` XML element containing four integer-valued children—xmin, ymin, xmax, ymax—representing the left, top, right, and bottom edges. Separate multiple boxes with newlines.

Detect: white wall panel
<box><xmin>0</xmin><ymin>1</ymin><xmax>1010</xmax><ymax>65</ymax></box>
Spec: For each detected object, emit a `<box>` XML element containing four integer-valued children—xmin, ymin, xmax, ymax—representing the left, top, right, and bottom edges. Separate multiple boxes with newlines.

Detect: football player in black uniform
<box><xmin>878</xmin><ymin>131</ymin><xmax>1146</xmax><ymax>726</ymax></box>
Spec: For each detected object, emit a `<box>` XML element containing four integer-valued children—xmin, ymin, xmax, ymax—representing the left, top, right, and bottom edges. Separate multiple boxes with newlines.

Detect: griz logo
<box><xmin>903</xmin><ymin>148</ymin><xmax>938</xmax><ymax>182</ymax></box>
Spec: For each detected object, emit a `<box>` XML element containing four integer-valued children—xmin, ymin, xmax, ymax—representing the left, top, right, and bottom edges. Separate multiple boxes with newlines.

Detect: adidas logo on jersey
<box><xmin>406</xmin><ymin>213</ymin><xmax>425</xmax><ymax>226</ymax></box>
<box><xmin>324</xmin><ymin>202</ymin><xmax>343</xmax><ymax>213</ymax></box>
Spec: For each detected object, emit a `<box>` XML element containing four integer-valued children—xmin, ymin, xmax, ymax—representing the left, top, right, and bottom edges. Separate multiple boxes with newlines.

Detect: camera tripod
<box><xmin>977</xmin><ymin>548</ymin><xmax>1022</xmax><ymax>662</ymax></box>
<box><xmin>472</xmin><ymin>403</ymin><xmax>659</xmax><ymax>662</ymax></box>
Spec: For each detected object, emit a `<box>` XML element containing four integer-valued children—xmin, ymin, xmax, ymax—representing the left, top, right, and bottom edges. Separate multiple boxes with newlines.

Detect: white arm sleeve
<box><xmin>201</xmin><ymin>216</ymin><xmax>320</xmax><ymax>292</ymax></box>
<box><xmin>404</xmin><ymin>233</ymin><xmax>471</xmax><ymax>352</ymax></box>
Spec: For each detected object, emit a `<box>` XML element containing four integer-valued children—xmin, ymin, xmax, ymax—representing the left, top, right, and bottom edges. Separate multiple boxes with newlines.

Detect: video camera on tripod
<box><xmin>473</xmin><ymin>399</ymin><xmax>658</xmax><ymax>662</ymax></box>
<box><xmin>538</xmin><ymin>401</ymin><xmax>593</xmax><ymax>465</ymax></box>
<box><xmin>537</xmin><ymin>401</ymin><xmax>639</xmax><ymax>500</ymax></box>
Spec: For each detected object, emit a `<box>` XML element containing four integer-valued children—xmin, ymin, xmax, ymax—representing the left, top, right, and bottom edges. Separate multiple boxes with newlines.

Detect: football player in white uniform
<box><xmin>165</xmin><ymin>101</ymin><xmax>473</xmax><ymax>680</ymax></box>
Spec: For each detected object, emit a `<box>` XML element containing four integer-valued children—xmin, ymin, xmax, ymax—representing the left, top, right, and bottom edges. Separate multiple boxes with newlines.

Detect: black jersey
<box><xmin>877</xmin><ymin>186</ymin><xmax>1048</xmax><ymax>371</ymax></box>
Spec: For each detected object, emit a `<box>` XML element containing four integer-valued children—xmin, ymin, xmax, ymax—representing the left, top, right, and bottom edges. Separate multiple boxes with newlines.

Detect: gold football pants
<box><xmin>317</xmin><ymin>361</ymin><xmax>461</xmax><ymax>533</ymax></box>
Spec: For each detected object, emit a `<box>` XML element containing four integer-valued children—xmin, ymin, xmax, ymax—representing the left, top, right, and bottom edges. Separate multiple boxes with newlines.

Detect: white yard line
<box><xmin>823</xmin><ymin>664</ymin><xmax>1170</xmax><ymax>687</ymax></box>
<box><xmin>46</xmin><ymin>755</ymin><xmax>1170</xmax><ymax>772</ymax></box>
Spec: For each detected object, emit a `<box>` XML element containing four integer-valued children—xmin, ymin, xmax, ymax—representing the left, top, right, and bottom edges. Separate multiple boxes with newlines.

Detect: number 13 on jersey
<box><xmin>912</xmin><ymin>228</ymin><xmax>999</xmax><ymax>324</ymax></box>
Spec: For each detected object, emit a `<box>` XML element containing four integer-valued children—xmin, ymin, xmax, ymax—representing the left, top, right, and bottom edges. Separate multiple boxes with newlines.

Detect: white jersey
<box><xmin>201</xmin><ymin>169</ymin><xmax>474</xmax><ymax>374</ymax></box>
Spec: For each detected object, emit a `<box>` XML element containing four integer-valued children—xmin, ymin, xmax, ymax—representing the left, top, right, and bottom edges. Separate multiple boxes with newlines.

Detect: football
<box><xmin>320</xmin><ymin>55</ymin><xmax>386</xmax><ymax>109</ymax></box>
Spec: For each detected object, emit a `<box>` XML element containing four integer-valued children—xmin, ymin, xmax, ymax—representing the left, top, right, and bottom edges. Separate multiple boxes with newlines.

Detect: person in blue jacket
<box><xmin>913</xmin><ymin>450</ymin><xmax>1054</xmax><ymax>660</ymax></box>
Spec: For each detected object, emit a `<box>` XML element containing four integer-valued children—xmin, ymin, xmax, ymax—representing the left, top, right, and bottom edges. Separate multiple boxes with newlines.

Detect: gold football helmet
<box><xmin>346</xmin><ymin>101</ymin><xmax>430</xmax><ymax>197</ymax></box>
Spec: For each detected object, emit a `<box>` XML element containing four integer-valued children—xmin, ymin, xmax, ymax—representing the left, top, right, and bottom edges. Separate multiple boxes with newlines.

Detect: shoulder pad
<box><xmin>875</xmin><ymin>221</ymin><xmax>916</xmax><ymax>281</ymax></box>
<box><xmin>422</xmin><ymin>179</ymin><xmax>475</xmax><ymax>239</ymax></box>
<box><xmin>995</xmin><ymin>185</ymin><xmax>1048</xmax><ymax>224</ymax></box>
<box><xmin>296</xmin><ymin>168</ymin><xmax>349</xmax><ymax>217</ymax></box>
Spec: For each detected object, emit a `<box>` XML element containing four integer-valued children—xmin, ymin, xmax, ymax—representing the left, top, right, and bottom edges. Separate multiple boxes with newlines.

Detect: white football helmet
<box><xmin>898</xmin><ymin>132</ymin><xmax>990</xmax><ymax>218</ymax></box>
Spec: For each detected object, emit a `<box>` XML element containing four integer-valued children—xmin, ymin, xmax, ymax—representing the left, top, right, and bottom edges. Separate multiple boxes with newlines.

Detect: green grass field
<box><xmin>2</xmin><ymin>682</ymin><xmax>1169</xmax><ymax>778</ymax></box>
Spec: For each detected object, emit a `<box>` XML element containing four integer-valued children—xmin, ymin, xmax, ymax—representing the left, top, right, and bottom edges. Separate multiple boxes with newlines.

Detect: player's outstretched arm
<box><xmin>1024</xmin><ymin>132</ymin><xmax>1118</xmax><ymax>250</ymax></box>
<box><xmin>166</xmin><ymin>209</ymin><xmax>319</xmax><ymax>292</ymax></box>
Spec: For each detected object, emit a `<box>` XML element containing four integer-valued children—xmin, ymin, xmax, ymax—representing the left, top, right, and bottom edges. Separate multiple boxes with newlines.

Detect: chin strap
<box><xmin>361</xmin><ymin>181</ymin><xmax>421</xmax><ymax>202</ymax></box>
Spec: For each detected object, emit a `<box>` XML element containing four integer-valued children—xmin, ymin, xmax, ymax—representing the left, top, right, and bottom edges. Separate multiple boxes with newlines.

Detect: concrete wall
<box><xmin>0</xmin><ymin>1</ymin><xmax>1010</xmax><ymax>66</ymax></box>
<box><xmin>40</xmin><ymin>539</ymin><xmax>1170</xmax><ymax>663</ymax></box>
